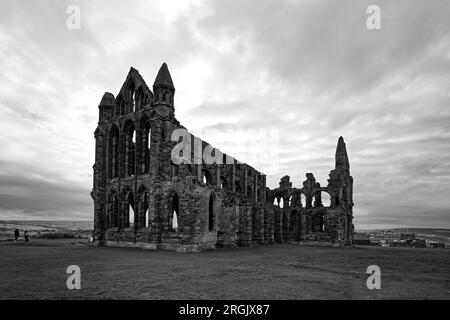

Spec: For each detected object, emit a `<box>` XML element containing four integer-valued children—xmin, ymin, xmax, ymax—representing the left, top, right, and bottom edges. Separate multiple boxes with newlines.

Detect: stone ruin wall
<box><xmin>91</xmin><ymin>64</ymin><xmax>354</xmax><ymax>252</ymax></box>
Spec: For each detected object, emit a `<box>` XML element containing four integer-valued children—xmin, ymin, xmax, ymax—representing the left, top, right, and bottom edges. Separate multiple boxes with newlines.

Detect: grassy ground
<box><xmin>0</xmin><ymin>239</ymin><xmax>449</xmax><ymax>299</ymax></box>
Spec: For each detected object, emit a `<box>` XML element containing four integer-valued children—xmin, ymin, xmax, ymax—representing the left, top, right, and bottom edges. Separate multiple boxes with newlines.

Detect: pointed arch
<box><xmin>137</xmin><ymin>185</ymin><xmax>150</xmax><ymax>229</ymax></box>
<box><xmin>220</xmin><ymin>176</ymin><xmax>228</xmax><ymax>189</ymax></box>
<box><xmin>201</xmin><ymin>169</ymin><xmax>213</xmax><ymax>185</ymax></box>
<box><xmin>120</xmin><ymin>187</ymin><xmax>135</xmax><ymax>229</ymax></box>
<box><xmin>168</xmin><ymin>191</ymin><xmax>180</xmax><ymax>232</ymax></box>
<box><xmin>127</xmin><ymin>80</ymin><xmax>136</xmax><ymax>113</ymax></box>
<box><xmin>123</xmin><ymin>119</ymin><xmax>136</xmax><ymax>177</ymax></box>
<box><xmin>300</xmin><ymin>193</ymin><xmax>306</xmax><ymax>207</ymax></box>
<box><xmin>312</xmin><ymin>190</ymin><xmax>332</xmax><ymax>208</ymax></box>
<box><xmin>116</xmin><ymin>94</ymin><xmax>125</xmax><ymax>116</ymax></box>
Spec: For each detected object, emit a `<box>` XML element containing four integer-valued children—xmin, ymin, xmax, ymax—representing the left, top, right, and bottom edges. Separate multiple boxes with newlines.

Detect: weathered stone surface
<box><xmin>92</xmin><ymin>64</ymin><xmax>354</xmax><ymax>251</ymax></box>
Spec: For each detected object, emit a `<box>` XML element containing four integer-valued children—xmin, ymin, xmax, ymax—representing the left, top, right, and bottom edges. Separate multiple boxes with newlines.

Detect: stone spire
<box><xmin>153</xmin><ymin>63</ymin><xmax>174</xmax><ymax>89</ymax></box>
<box><xmin>153</xmin><ymin>63</ymin><xmax>175</xmax><ymax>107</ymax></box>
<box><xmin>335</xmin><ymin>136</ymin><xmax>350</xmax><ymax>171</ymax></box>
<box><xmin>99</xmin><ymin>92</ymin><xmax>115</xmax><ymax>107</ymax></box>
<box><xmin>98</xmin><ymin>92</ymin><xmax>115</xmax><ymax>122</ymax></box>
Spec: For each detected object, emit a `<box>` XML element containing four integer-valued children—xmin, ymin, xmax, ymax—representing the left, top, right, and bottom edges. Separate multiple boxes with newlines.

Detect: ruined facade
<box><xmin>91</xmin><ymin>63</ymin><xmax>354</xmax><ymax>251</ymax></box>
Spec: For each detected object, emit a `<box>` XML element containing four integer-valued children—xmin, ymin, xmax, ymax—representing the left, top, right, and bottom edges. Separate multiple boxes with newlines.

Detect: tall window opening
<box><xmin>235</xmin><ymin>182</ymin><xmax>241</xmax><ymax>193</ymax></box>
<box><xmin>201</xmin><ymin>169</ymin><xmax>212</xmax><ymax>184</ymax></box>
<box><xmin>125</xmin><ymin>192</ymin><xmax>134</xmax><ymax>228</ymax></box>
<box><xmin>171</xmin><ymin>193</ymin><xmax>179</xmax><ymax>231</ymax></box>
<box><xmin>208</xmin><ymin>195</ymin><xmax>214</xmax><ymax>231</ymax></box>
<box><xmin>141</xmin><ymin>121</ymin><xmax>151</xmax><ymax>174</ymax></box>
<box><xmin>300</xmin><ymin>193</ymin><xmax>306</xmax><ymax>207</ymax></box>
<box><xmin>220</xmin><ymin>176</ymin><xmax>228</xmax><ymax>189</ymax></box>
<box><xmin>124</xmin><ymin>121</ymin><xmax>136</xmax><ymax>177</ymax></box>
<box><xmin>109</xmin><ymin>126</ymin><xmax>119</xmax><ymax>179</ymax></box>
<box><xmin>141</xmin><ymin>191</ymin><xmax>149</xmax><ymax>229</ymax></box>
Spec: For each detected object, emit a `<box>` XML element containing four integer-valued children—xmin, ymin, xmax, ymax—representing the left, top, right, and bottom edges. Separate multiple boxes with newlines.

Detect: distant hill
<box><xmin>0</xmin><ymin>220</ymin><xmax>93</xmax><ymax>240</ymax></box>
<box><xmin>356</xmin><ymin>228</ymin><xmax>450</xmax><ymax>245</ymax></box>
<box><xmin>0</xmin><ymin>220</ymin><xmax>93</xmax><ymax>230</ymax></box>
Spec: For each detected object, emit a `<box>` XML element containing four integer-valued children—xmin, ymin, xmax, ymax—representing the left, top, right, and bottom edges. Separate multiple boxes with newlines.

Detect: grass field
<box><xmin>0</xmin><ymin>239</ymin><xmax>449</xmax><ymax>299</ymax></box>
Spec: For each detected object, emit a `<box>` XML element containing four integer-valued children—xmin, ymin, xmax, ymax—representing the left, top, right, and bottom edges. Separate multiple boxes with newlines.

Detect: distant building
<box><xmin>425</xmin><ymin>240</ymin><xmax>445</xmax><ymax>248</ymax></box>
<box><xmin>400</xmin><ymin>233</ymin><xmax>416</xmax><ymax>241</ymax></box>
<box><xmin>410</xmin><ymin>239</ymin><xmax>426</xmax><ymax>248</ymax></box>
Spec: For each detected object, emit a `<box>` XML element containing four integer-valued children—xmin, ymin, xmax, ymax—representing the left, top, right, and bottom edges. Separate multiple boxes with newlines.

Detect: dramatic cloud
<box><xmin>0</xmin><ymin>0</ymin><xmax>449</xmax><ymax>228</ymax></box>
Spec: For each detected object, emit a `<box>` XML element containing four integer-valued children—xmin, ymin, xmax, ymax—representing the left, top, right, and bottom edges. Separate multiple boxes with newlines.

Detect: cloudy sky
<box><xmin>0</xmin><ymin>0</ymin><xmax>449</xmax><ymax>229</ymax></box>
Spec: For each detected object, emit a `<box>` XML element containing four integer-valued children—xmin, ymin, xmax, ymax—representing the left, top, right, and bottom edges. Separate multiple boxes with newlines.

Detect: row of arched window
<box><xmin>106</xmin><ymin>190</ymin><xmax>216</xmax><ymax>233</ymax></box>
<box><xmin>106</xmin><ymin>189</ymin><xmax>149</xmax><ymax>230</ymax></box>
<box><xmin>200</xmin><ymin>169</ymin><xmax>264</xmax><ymax>201</ymax></box>
<box><xmin>108</xmin><ymin>121</ymin><xmax>151</xmax><ymax>179</ymax></box>
<box><xmin>115</xmin><ymin>82</ymin><xmax>151</xmax><ymax>116</ymax></box>
<box><xmin>273</xmin><ymin>191</ymin><xmax>332</xmax><ymax>208</ymax></box>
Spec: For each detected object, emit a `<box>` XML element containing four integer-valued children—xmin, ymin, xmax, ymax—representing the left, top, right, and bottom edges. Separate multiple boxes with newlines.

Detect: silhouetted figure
<box><xmin>24</xmin><ymin>230</ymin><xmax>29</xmax><ymax>242</ymax></box>
<box><xmin>14</xmin><ymin>229</ymin><xmax>19</xmax><ymax>241</ymax></box>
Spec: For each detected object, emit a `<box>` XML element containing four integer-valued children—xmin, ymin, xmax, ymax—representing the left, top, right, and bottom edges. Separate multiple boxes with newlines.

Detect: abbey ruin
<box><xmin>91</xmin><ymin>63</ymin><xmax>354</xmax><ymax>251</ymax></box>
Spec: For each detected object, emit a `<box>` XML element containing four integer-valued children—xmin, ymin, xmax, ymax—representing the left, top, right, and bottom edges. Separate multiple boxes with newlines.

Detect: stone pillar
<box><xmin>262</xmin><ymin>175</ymin><xmax>267</xmax><ymax>203</ymax></box>
<box><xmin>254</xmin><ymin>174</ymin><xmax>258</xmax><ymax>202</ymax></box>
<box><xmin>244</xmin><ymin>169</ymin><xmax>248</xmax><ymax>196</ymax></box>
<box><xmin>93</xmin><ymin>127</ymin><xmax>106</xmax><ymax>240</ymax></box>
<box><xmin>216</xmin><ymin>166</ymin><xmax>221</xmax><ymax>188</ymax></box>
<box><xmin>253</xmin><ymin>174</ymin><xmax>258</xmax><ymax>203</ymax></box>
<box><xmin>232</xmin><ymin>161</ymin><xmax>236</xmax><ymax>192</ymax></box>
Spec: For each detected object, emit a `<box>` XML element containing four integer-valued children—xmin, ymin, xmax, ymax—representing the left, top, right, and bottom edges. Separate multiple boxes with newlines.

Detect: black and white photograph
<box><xmin>0</xmin><ymin>0</ymin><xmax>449</xmax><ymax>308</ymax></box>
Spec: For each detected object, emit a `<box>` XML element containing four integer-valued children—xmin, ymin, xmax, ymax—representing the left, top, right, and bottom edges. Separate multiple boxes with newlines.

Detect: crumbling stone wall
<box><xmin>92</xmin><ymin>64</ymin><xmax>354</xmax><ymax>251</ymax></box>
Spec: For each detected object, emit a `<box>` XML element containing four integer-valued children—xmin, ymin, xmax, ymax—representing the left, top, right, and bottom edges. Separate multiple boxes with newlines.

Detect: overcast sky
<box><xmin>0</xmin><ymin>0</ymin><xmax>449</xmax><ymax>229</ymax></box>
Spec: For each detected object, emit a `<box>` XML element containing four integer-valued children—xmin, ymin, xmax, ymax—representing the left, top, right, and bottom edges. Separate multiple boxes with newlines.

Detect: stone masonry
<box><xmin>91</xmin><ymin>63</ymin><xmax>354</xmax><ymax>252</ymax></box>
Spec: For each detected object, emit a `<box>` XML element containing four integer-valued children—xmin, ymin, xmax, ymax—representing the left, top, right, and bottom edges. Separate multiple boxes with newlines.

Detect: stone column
<box><xmin>93</xmin><ymin>127</ymin><xmax>106</xmax><ymax>240</ymax></box>
<box><xmin>254</xmin><ymin>174</ymin><xmax>258</xmax><ymax>202</ymax></box>
<box><xmin>216</xmin><ymin>166</ymin><xmax>221</xmax><ymax>188</ymax></box>
<box><xmin>244</xmin><ymin>169</ymin><xmax>248</xmax><ymax>196</ymax></box>
<box><xmin>232</xmin><ymin>161</ymin><xmax>236</xmax><ymax>192</ymax></box>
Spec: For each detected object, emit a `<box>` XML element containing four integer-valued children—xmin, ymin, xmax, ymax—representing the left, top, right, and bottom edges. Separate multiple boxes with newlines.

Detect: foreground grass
<box><xmin>0</xmin><ymin>239</ymin><xmax>449</xmax><ymax>299</ymax></box>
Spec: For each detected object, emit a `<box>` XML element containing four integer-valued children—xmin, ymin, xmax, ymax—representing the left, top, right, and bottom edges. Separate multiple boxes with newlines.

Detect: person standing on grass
<box><xmin>24</xmin><ymin>230</ymin><xmax>29</xmax><ymax>242</ymax></box>
<box><xmin>14</xmin><ymin>229</ymin><xmax>19</xmax><ymax>241</ymax></box>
